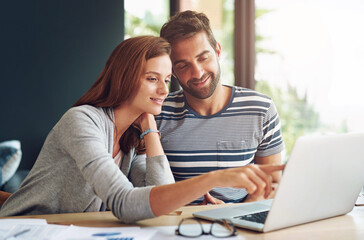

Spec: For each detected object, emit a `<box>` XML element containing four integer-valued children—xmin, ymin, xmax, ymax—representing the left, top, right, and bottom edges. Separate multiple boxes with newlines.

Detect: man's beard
<box><xmin>180</xmin><ymin>65</ymin><xmax>221</xmax><ymax>99</ymax></box>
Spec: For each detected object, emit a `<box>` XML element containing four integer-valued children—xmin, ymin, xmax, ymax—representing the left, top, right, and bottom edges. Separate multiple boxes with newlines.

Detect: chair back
<box><xmin>0</xmin><ymin>190</ymin><xmax>12</xmax><ymax>205</ymax></box>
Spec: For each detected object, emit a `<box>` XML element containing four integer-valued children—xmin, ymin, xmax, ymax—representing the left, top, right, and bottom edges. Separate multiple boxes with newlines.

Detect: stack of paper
<box><xmin>0</xmin><ymin>219</ymin><xmax>156</xmax><ymax>240</ymax></box>
<box><xmin>0</xmin><ymin>219</ymin><xmax>245</xmax><ymax>239</ymax></box>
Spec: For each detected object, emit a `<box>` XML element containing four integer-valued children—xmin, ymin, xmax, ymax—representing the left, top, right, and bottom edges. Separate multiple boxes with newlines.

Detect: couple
<box><xmin>0</xmin><ymin>11</ymin><xmax>284</xmax><ymax>222</ymax></box>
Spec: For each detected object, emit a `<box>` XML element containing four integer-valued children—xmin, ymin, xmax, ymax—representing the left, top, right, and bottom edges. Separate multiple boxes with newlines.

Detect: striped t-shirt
<box><xmin>155</xmin><ymin>85</ymin><xmax>284</xmax><ymax>203</ymax></box>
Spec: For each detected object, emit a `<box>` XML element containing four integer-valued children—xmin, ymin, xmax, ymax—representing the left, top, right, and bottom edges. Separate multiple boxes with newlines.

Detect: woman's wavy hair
<box><xmin>73</xmin><ymin>36</ymin><xmax>171</xmax><ymax>154</ymax></box>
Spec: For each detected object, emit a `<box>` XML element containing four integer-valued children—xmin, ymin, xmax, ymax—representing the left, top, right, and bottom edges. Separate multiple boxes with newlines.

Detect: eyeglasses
<box><xmin>175</xmin><ymin>218</ymin><xmax>237</xmax><ymax>238</ymax></box>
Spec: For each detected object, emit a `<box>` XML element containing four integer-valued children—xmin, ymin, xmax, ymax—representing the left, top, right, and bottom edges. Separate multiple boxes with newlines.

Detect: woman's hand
<box><xmin>133</xmin><ymin>113</ymin><xmax>158</xmax><ymax>132</ymax></box>
<box><xmin>134</xmin><ymin>113</ymin><xmax>163</xmax><ymax>157</ymax></box>
<box><xmin>213</xmin><ymin>164</ymin><xmax>285</xmax><ymax>199</ymax></box>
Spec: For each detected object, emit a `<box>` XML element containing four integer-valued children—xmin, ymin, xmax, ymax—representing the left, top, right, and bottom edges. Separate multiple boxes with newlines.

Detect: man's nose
<box><xmin>190</xmin><ymin>63</ymin><xmax>204</xmax><ymax>80</ymax></box>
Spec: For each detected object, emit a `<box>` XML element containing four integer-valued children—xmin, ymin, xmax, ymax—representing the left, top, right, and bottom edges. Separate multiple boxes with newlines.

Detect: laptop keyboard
<box><xmin>234</xmin><ymin>211</ymin><xmax>269</xmax><ymax>224</ymax></box>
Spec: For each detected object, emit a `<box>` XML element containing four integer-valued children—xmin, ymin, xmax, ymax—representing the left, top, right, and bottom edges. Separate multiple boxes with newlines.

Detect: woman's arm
<box><xmin>255</xmin><ymin>153</ymin><xmax>282</xmax><ymax>183</ymax></box>
<box><xmin>149</xmin><ymin>164</ymin><xmax>285</xmax><ymax>216</ymax></box>
<box><xmin>244</xmin><ymin>153</ymin><xmax>282</xmax><ymax>202</ymax></box>
<box><xmin>136</xmin><ymin>113</ymin><xmax>164</xmax><ymax>158</ymax></box>
<box><xmin>130</xmin><ymin>113</ymin><xmax>174</xmax><ymax>186</ymax></box>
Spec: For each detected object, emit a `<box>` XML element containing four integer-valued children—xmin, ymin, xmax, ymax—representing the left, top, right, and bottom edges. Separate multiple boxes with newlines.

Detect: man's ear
<box><xmin>216</xmin><ymin>42</ymin><xmax>222</xmax><ymax>59</ymax></box>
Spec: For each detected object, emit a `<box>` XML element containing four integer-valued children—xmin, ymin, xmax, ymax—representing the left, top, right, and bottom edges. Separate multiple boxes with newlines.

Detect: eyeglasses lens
<box><xmin>178</xmin><ymin>218</ymin><xmax>203</xmax><ymax>237</ymax></box>
<box><xmin>211</xmin><ymin>220</ymin><xmax>235</xmax><ymax>237</ymax></box>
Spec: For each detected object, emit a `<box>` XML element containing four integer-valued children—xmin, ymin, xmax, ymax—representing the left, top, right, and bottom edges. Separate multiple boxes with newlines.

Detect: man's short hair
<box><xmin>160</xmin><ymin>10</ymin><xmax>217</xmax><ymax>51</ymax></box>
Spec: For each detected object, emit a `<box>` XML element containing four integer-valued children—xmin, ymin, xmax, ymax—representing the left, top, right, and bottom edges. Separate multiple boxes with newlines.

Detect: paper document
<box><xmin>0</xmin><ymin>219</ymin><xmax>156</xmax><ymax>240</ymax></box>
<box><xmin>0</xmin><ymin>218</ymin><xmax>48</xmax><ymax>239</ymax></box>
<box><xmin>0</xmin><ymin>218</ymin><xmax>47</xmax><ymax>231</ymax></box>
<box><xmin>55</xmin><ymin>226</ymin><xmax>156</xmax><ymax>240</ymax></box>
<box><xmin>0</xmin><ymin>219</ymin><xmax>244</xmax><ymax>239</ymax></box>
<box><xmin>1</xmin><ymin>223</ymin><xmax>69</xmax><ymax>240</ymax></box>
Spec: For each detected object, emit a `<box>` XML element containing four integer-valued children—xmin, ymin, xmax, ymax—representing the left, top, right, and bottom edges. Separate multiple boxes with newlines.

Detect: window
<box><xmin>255</xmin><ymin>0</ymin><xmax>364</xmax><ymax>160</ymax></box>
<box><xmin>124</xmin><ymin>0</ymin><xmax>169</xmax><ymax>38</ymax></box>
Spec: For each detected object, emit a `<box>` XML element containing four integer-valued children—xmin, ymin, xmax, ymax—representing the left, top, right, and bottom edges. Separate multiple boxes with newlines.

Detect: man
<box><xmin>156</xmin><ymin>10</ymin><xmax>284</xmax><ymax>204</ymax></box>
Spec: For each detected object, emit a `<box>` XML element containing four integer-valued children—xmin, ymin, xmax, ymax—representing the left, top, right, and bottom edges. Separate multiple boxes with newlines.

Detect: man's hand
<box><xmin>244</xmin><ymin>182</ymin><xmax>279</xmax><ymax>202</ymax></box>
<box><xmin>201</xmin><ymin>192</ymin><xmax>225</xmax><ymax>205</ymax></box>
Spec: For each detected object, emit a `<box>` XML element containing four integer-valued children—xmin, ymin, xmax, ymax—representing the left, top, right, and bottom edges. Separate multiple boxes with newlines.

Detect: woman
<box><xmin>0</xmin><ymin>36</ymin><xmax>284</xmax><ymax>223</ymax></box>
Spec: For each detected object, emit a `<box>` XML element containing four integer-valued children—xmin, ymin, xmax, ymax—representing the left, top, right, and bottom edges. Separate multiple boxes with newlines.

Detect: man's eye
<box><xmin>176</xmin><ymin>64</ymin><xmax>187</xmax><ymax>70</ymax></box>
<box><xmin>165</xmin><ymin>78</ymin><xmax>171</xmax><ymax>84</ymax></box>
<box><xmin>199</xmin><ymin>55</ymin><xmax>208</xmax><ymax>62</ymax></box>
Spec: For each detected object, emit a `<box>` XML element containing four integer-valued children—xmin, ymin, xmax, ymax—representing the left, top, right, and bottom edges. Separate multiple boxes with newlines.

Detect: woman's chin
<box><xmin>148</xmin><ymin>109</ymin><xmax>162</xmax><ymax>116</ymax></box>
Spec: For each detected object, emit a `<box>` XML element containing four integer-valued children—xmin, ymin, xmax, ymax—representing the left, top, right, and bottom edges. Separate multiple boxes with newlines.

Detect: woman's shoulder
<box><xmin>65</xmin><ymin>105</ymin><xmax>111</xmax><ymax>121</ymax></box>
<box><xmin>68</xmin><ymin>104</ymin><xmax>106</xmax><ymax>115</ymax></box>
<box><xmin>55</xmin><ymin>105</ymin><xmax>113</xmax><ymax>132</ymax></box>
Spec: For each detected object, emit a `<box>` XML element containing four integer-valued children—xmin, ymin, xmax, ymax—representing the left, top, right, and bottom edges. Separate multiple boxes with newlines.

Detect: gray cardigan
<box><xmin>0</xmin><ymin>105</ymin><xmax>174</xmax><ymax>222</ymax></box>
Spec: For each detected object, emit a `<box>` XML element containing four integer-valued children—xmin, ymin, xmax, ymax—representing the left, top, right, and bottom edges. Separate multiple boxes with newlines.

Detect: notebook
<box><xmin>193</xmin><ymin>132</ymin><xmax>364</xmax><ymax>232</ymax></box>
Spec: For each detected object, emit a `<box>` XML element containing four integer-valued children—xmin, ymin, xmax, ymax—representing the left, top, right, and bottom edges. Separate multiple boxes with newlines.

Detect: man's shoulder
<box><xmin>165</xmin><ymin>89</ymin><xmax>185</xmax><ymax>100</ymax></box>
<box><xmin>233</xmin><ymin>86</ymin><xmax>272</xmax><ymax>100</ymax></box>
<box><xmin>155</xmin><ymin>90</ymin><xmax>187</xmax><ymax>122</ymax></box>
<box><xmin>230</xmin><ymin>86</ymin><xmax>273</xmax><ymax>111</ymax></box>
<box><xmin>162</xmin><ymin>89</ymin><xmax>185</xmax><ymax>109</ymax></box>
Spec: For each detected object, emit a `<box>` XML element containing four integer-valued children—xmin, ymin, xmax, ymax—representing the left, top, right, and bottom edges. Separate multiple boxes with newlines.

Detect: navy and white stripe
<box><xmin>156</xmin><ymin>85</ymin><xmax>284</xmax><ymax>203</ymax></box>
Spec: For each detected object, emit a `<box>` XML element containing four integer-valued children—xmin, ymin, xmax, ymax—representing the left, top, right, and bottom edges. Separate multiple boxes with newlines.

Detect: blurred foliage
<box><xmin>125</xmin><ymin>12</ymin><xmax>159</xmax><ymax>37</ymax></box>
<box><xmin>125</xmin><ymin>1</ymin><xmax>169</xmax><ymax>38</ymax></box>
<box><xmin>255</xmin><ymin>8</ymin><xmax>347</xmax><ymax>161</ymax></box>
<box><xmin>256</xmin><ymin>79</ymin><xmax>348</xmax><ymax>161</ymax></box>
<box><xmin>218</xmin><ymin>0</ymin><xmax>235</xmax><ymax>86</ymax></box>
<box><xmin>256</xmin><ymin>80</ymin><xmax>320</xmax><ymax>161</ymax></box>
<box><xmin>256</xmin><ymin>9</ymin><xmax>277</xmax><ymax>55</ymax></box>
<box><xmin>254</xmin><ymin>7</ymin><xmax>319</xmax><ymax>161</ymax></box>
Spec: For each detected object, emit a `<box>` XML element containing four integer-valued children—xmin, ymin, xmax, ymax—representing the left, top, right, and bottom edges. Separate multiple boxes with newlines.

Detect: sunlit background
<box><xmin>255</xmin><ymin>0</ymin><xmax>364</xmax><ymax>158</ymax></box>
<box><xmin>125</xmin><ymin>0</ymin><xmax>364</xmax><ymax>160</ymax></box>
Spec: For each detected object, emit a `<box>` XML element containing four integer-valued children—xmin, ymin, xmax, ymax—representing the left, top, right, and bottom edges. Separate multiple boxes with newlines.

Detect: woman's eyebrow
<box><xmin>144</xmin><ymin>71</ymin><xmax>161</xmax><ymax>75</ymax></box>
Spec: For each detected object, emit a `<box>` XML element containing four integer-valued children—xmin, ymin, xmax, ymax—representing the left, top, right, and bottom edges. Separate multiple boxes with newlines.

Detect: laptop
<box><xmin>193</xmin><ymin>132</ymin><xmax>364</xmax><ymax>232</ymax></box>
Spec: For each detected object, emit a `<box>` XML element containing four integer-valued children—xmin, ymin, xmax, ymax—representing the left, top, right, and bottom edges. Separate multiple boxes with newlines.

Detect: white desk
<box><xmin>3</xmin><ymin>204</ymin><xmax>364</xmax><ymax>239</ymax></box>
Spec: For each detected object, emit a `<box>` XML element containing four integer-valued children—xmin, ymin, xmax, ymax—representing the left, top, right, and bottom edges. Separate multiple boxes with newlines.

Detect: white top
<box><xmin>114</xmin><ymin>150</ymin><xmax>123</xmax><ymax>168</ymax></box>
